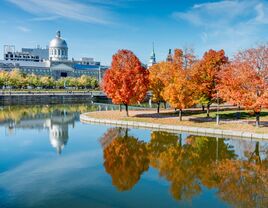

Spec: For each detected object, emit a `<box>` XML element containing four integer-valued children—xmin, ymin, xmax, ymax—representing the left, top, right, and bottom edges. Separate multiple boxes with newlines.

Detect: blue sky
<box><xmin>0</xmin><ymin>0</ymin><xmax>268</xmax><ymax>65</ymax></box>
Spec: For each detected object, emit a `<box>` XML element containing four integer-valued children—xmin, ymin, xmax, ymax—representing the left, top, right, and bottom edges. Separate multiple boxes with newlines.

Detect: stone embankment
<box><xmin>80</xmin><ymin>114</ymin><xmax>268</xmax><ymax>140</ymax></box>
<box><xmin>0</xmin><ymin>91</ymin><xmax>108</xmax><ymax>105</ymax></box>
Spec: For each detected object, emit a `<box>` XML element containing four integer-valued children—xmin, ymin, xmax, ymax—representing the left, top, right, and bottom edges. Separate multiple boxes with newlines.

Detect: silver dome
<box><xmin>49</xmin><ymin>31</ymin><xmax>68</xmax><ymax>48</ymax></box>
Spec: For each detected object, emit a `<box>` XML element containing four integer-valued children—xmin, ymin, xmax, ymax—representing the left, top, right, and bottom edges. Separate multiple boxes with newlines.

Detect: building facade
<box><xmin>0</xmin><ymin>31</ymin><xmax>108</xmax><ymax>81</ymax></box>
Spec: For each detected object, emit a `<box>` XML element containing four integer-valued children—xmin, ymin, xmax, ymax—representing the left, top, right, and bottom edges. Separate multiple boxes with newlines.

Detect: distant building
<box><xmin>0</xmin><ymin>31</ymin><xmax>108</xmax><ymax>81</ymax></box>
<box><xmin>22</xmin><ymin>46</ymin><xmax>49</xmax><ymax>61</ymax></box>
<box><xmin>166</xmin><ymin>49</ymin><xmax>173</xmax><ymax>62</ymax></box>
<box><xmin>3</xmin><ymin>45</ymin><xmax>47</xmax><ymax>62</ymax></box>
<box><xmin>147</xmin><ymin>43</ymin><xmax>156</xmax><ymax>68</ymax></box>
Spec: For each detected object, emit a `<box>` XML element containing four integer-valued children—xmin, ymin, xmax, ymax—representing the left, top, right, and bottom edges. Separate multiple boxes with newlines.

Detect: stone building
<box><xmin>0</xmin><ymin>31</ymin><xmax>108</xmax><ymax>81</ymax></box>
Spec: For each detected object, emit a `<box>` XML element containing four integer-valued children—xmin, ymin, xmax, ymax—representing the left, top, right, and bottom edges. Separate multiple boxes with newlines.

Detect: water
<box><xmin>0</xmin><ymin>104</ymin><xmax>267</xmax><ymax>208</ymax></box>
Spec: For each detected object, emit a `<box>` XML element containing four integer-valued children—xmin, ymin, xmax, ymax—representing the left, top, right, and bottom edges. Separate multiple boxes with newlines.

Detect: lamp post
<box><xmin>216</xmin><ymin>91</ymin><xmax>220</xmax><ymax>125</ymax></box>
<box><xmin>98</xmin><ymin>66</ymin><xmax>101</xmax><ymax>83</ymax></box>
<box><xmin>64</xmin><ymin>79</ymin><xmax>67</xmax><ymax>94</ymax></box>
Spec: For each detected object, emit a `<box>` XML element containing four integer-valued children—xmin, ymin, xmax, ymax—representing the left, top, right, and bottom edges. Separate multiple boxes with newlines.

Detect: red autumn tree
<box><xmin>102</xmin><ymin>50</ymin><xmax>149</xmax><ymax>116</ymax></box>
<box><xmin>191</xmin><ymin>49</ymin><xmax>228</xmax><ymax>117</ymax></box>
<box><xmin>217</xmin><ymin>45</ymin><xmax>268</xmax><ymax>127</ymax></box>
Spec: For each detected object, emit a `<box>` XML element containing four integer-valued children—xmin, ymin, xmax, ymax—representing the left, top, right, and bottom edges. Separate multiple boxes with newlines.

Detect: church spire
<box><xmin>148</xmin><ymin>42</ymin><xmax>156</xmax><ymax>68</ymax></box>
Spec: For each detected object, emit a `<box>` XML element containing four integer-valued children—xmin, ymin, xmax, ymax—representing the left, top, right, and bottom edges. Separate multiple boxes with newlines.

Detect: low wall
<box><xmin>0</xmin><ymin>93</ymin><xmax>108</xmax><ymax>105</ymax></box>
<box><xmin>80</xmin><ymin>114</ymin><xmax>268</xmax><ymax>141</ymax></box>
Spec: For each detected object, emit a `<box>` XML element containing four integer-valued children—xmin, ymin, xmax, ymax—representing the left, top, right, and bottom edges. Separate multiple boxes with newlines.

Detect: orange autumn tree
<box><xmin>191</xmin><ymin>49</ymin><xmax>228</xmax><ymax>117</ymax></box>
<box><xmin>102</xmin><ymin>50</ymin><xmax>149</xmax><ymax>116</ymax></box>
<box><xmin>148</xmin><ymin>62</ymin><xmax>173</xmax><ymax>113</ymax></box>
<box><xmin>162</xmin><ymin>49</ymin><xmax>195</xmax><ymax>121</ymax></box>
<box><xmin>217</xmin><ymin>46</ymin><xmax>268</xmax><ymax>127</ymax></box>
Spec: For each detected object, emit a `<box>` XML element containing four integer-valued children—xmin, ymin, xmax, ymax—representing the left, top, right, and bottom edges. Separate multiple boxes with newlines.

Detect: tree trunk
<box><xmin>206</xmin><ymin>104</ymin><xmax>210</xmax><ymax>117</ymax></box>
<box><xmin>157</xmin><ymin>102</ymin><xmax>160</xmax><ymax>114</ymax></box>
<box><xmin>255</xmin><ymin>112</ymin><xmax>260</xmax><ymax>127</ymax></box>
<box><xmin>164</xmin><ymin>102</ymin><xmax>167</xmax><ymax>109</ymax></box>
<box><xmin>202</xmin><ymin>105</ymin><xmax>205</xmax><ymax>111</ymax></box>
<box><xmin>236</xmin><ymin>105</ymin><xmax>241</xmax><ymax>119</ymax></box>
<box><xmin>255</xmin><ymin>142</ymin><xmax>261</xmax><ymax>164</ymax></box>
<box><xmin>249</xmin><ymin>141</ymin><xmax>261</xmax><ymax>164</ymax></box>
<box><xmin>255</xmin><ymin>141</ymin><xmax>260</xmax><ymax>156</ymax></box>
<box><xmin>179</xmin><ymin>134</ymin><xmax>182</xmax><ymax>147</ymax></box>
<box><xmin>124</xmin><ymin>128</ymin><xmax>129</xmax><ymax>138</ymax></box>
<box><xmin>179</xmin><ymin>109</ymin><xmax>182</xmax><ymax>121</ymax></box>
<box><xmin>119</xmin><ymin>104</ymin><xmax>122</xmax><ymax>112</ymax></box>
<box><xmin>125</xmin><ymin>104</ymin><xmax>129</xmax><ymax>117</ymax></box>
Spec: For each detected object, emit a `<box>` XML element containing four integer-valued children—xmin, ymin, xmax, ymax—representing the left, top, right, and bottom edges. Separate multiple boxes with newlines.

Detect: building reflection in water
<box><xmin>2</xmin><ymin>109</ymin><xmax>76</xmax><ymax>154</ymax></box>
<box><xmin>45</xmin><ymin>111</ymin><xmax>75</xmax><ymax>154</ymax></box>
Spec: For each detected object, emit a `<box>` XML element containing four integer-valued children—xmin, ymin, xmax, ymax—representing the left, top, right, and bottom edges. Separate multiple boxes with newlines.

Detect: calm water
<box><xmin>0</xmin><ymin>104</ymin><xmax>267</xmax><ymax>208</ymax></box>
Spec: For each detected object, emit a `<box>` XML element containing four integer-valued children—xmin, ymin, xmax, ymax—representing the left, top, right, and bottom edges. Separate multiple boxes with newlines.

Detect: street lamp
<box><xmin>216</xmin><ymin>91</ymin><xmax>220</xmax><ymax>125</ymax></box>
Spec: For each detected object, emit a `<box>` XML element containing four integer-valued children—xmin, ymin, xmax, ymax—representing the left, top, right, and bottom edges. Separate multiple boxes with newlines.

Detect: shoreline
<box><xmin>80</xmin><ymin>111</ymin><xmax>268</xmax><ymax>140</ymax></box>
<box><xmin>0</xmin><ymin>91</ymin><xmax>108</xmax><ymax>105</ymax></box>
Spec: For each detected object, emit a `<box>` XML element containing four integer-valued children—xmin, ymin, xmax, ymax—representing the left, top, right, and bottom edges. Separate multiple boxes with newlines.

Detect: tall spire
<box><xmin>148</xmin><ymin>42</ymin><xmax>156</xmax><ymax>68</ymax></box>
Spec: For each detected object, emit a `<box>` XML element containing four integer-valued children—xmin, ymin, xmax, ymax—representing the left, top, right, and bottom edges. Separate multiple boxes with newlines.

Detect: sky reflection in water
<box><xmin>0</xmin><ymin>104</ymin><xmax>267</xmax><ymax>208</ymax></box>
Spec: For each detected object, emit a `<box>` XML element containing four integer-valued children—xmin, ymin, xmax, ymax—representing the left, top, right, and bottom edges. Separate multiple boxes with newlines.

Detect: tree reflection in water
<box><xmin>102</xmin><ymin>128</ymin><xmax>149</xmax><ymax>191</ymax></box>
<box><xmin>210</xmin><ymin>140</ymin><xmax>268</xmax><ymax>208</ymax></box>
<box><xmin>100</xmin><ymin>128</ymin><xmax>268</xmax><ymax>207</ymax></box>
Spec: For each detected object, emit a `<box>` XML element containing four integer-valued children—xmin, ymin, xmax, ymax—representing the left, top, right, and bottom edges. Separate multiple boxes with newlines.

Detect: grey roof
<box><xmin>49</xmin><ymin>31</ymin><xmax>68</xmax><ymax>48</ymax></box>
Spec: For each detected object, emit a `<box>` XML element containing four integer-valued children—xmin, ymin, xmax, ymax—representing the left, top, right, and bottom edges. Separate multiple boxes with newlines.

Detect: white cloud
<box><xmin>172</xmin><ymin>0</ymin><xmax>260</xmax><ymax>28</ymax></box>
<box><xmin>172</xmin><ymin>0</ymin><xmax>268</xmax><ymax>57</ymax></box>
<box><xmin>17</xmin><ymin>26</ymin><xmax>31</xmax><ymax>32</ymax></box>
<box><xmin>8</xmin><ymin>0</ymin><xmax>114</xmax><ymax>25</ymax></box>
<box><xmin>254</xmin><ymin>3</ymin><xmax>268</xmax><ymax>24</ymax></box>
<box><xmin>30</xmin><ymin>16</ymin><xmax>60</xmax><ymax>22</ymax></box>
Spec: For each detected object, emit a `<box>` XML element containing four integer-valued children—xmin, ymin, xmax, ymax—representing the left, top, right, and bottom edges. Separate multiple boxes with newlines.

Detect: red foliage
<box><xmin>217</xmin><ymin>45</ymin><xmax>268</xmax><ymax>126</ymax></box>
<box><xmin>102</xmin><ymin>50</ymin><xmax>149</xmax><ymax>106</ymax></box>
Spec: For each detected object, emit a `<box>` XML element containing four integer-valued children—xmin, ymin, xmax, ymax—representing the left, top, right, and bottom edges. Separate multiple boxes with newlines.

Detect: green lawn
<box><xmin>192</xmin><ymin>109</ymin><xmax>268</xmax><ymax>120</ymax></box>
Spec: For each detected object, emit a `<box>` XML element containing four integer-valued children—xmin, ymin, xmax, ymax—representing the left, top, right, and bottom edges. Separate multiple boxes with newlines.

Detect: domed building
<box><xmin>49</xmin><ymin>31</ymin><xmax>68</xmax><ymax>61</ymax></box>
<box><xmin>0</xmin><ymin>30</ymin><xmax>108</xmax><ymax>81</ymax></box>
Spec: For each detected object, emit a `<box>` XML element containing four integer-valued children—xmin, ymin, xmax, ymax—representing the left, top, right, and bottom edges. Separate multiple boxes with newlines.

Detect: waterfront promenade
<box><xmin>81</xmin><ymin>110</ymin><xmax>268</xmax><ymax>140</ymax></box>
